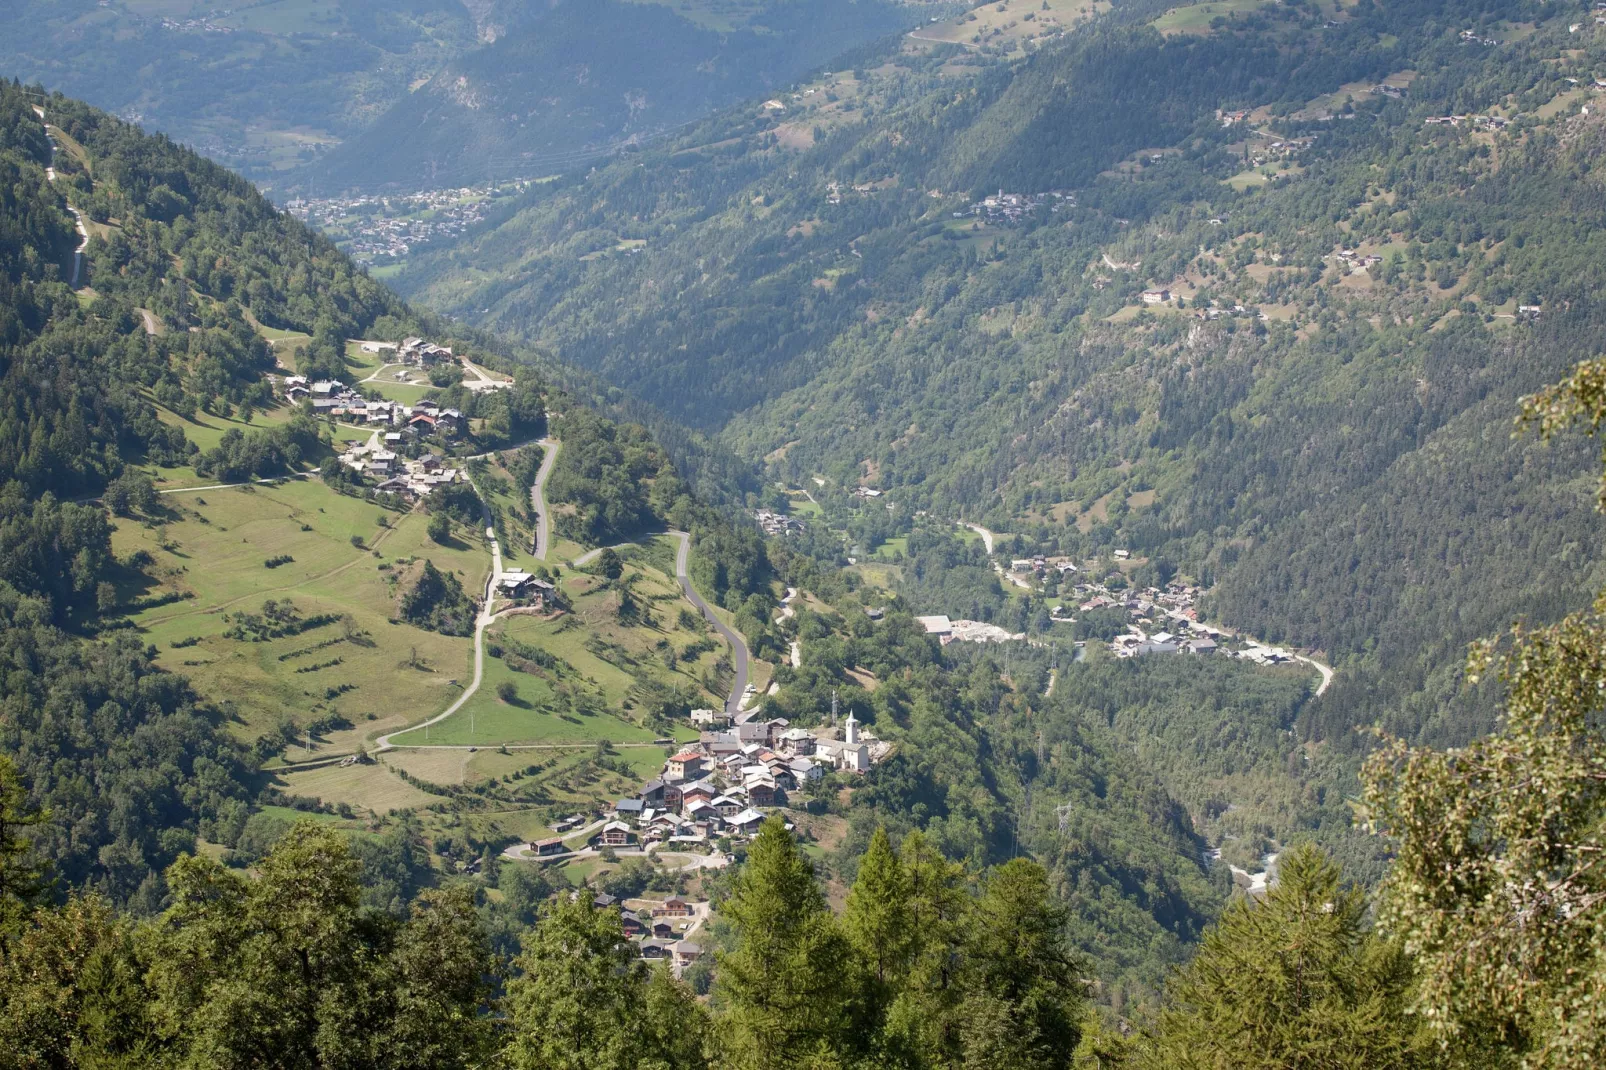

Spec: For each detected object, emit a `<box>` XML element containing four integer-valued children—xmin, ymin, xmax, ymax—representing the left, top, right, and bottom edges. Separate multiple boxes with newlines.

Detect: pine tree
<box><xmin>0</xmin><ymin>755</ymin><xmax>47</xmax><ymax>959</ymax></box>
<box><xmin>844</xmin><ymin>826</ymin><xmax>914</xmax><ymax>1014</ymax></box>
<box><xmin>716</xmin><ymin>816</ymin><xmax>853</xmax><ymax>1069</ymax></box>
<box><xmin>881</xmin><ymin>829</ymin><xmax>972</xmax><ymax>1068</ymax></box>
<box><xmin>1144</xmin><ymin>843</ymin><xmax>1423</xmax><ymax>1070</ymax></box>
<box><xmin>959</xmin><ymin>858</ymin><xmax>1083</xmax><ymax>1070</ymax></box>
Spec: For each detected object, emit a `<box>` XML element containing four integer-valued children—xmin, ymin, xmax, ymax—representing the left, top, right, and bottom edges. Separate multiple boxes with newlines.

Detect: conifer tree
<box><xmin>844</xmin><ymin>826</ymin><xmax>914</xmax><ymax>1015</ymax></box>
<box><xmin>716</xmin><ymin>816</ymin><xmax>853</xmax><ymax>1069</ymax></box>
<box><xmin>0</xmin><ymin>755</ymin><xmax>47</xmax><ymax>959</ymax></box>
<box><xmin>1144</xmin><ymin>843</ymin><xmax>1422</xmax><ymax>1070</ymax></box>
<box><xmin>880</xmin><ymin>829</ymin><xmax>972</xmax><ymax>1068</ymax></box>
<box><xmin>959</xmin><ymin>858</ymin><xmax>1083</xmax><ymax>1070</ymax></box>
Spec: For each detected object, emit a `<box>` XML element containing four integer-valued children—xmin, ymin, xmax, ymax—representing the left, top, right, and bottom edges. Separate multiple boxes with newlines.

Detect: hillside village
<box><xmin>515</xmin><ymin>700</ymin><xmax>891</xmax><ymax>966</ymax></box>
<box><xmin>534</xmin><ymin>704</ymin><xmax>889</xmax><ymax>859</ymax></box>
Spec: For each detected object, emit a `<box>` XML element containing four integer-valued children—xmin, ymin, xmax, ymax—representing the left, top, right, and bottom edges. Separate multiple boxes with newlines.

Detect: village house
<box><xmin>599</xmin><ymin>821</ymin><xmax>634</xmax><ymax>848</ymax></box>
<box><xmin>1141</xmin><ymin>289</ymin><xmax>1171</xmax><ymax>305</ymax></box>
<box><xmin>498</xmin><ymin>570</ymin><xmax>553</xmax><ymax>600</ymax></box>
<box><xmin>530</xmin><ymin>837</ymin><xmax>566</xmax><ymax>857</ymax></box>
<box><xmin>666</xmin><ymin>750</ymin><xmax>705</xmax><ymax>781</ymax></box>
<box><xmin>653</xmin><ymin>897</ymin><xmax>693</xmax><ymax>918</ymax></box>
<box><xmin>787</xmin><ymin>757</ymin><xmax>820</xmax><ymax>783</ymax></box>
<box><xmin>690</xmin><ymin>708</ymin><xmax>727</xmax><ymax>728</ymax></box>
<box><xmin>727</xmin><ymin>809</ymin><xmax>766</xmax><ymax>836</ymax></box>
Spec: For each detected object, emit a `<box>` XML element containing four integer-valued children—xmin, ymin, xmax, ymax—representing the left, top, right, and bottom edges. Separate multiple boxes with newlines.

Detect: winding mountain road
<box><xmin>672</xmin><ymin>531</ymin><xmax>749</xmax><ymax>715</ymax></box>
<box><xmin>530</xmin><ymin>439</ymin><xmax>559</xmax><ymax>560</ymax></box>
<box><xmin>374</xmin><ymin>501</ymin><xmax>502</xmax><ymax>753</ymax></box>
<box><xmin>959</xmin><ymin>521</ymin><xmax>1001</xmax><ymax>554</ymax></box>
<box><xmin>33</xmin><ymin>106</ymin><xmax>89</xmax><ymax>288</ymax></box>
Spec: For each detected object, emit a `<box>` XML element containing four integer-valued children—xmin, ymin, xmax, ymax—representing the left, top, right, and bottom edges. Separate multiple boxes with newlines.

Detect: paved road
<box><xmin>671</xmin><ymin>531</ymin><xmax>749</xmax><ymax>715</ymax></box>
<box><xmin>34</xmin><ymin>107</ymin><xmax>89</xmax><ymax>287</ymax></box>
<box><xmin>376</xmin><ymin>474</ymin><xmax>504</xmax><ymax>752</ymax></box>
<box><xmin>1296</xmin><ymin>655</ymin><xmax>1335</xmax><ymax>697</ymax></box>
<box><xmin>530</xmin><ymin>438</ymin><xmax>559</xmax><ymax>560</ymax></box>
<box><xmin>959</xmin><ymin>521</ymin><xmax>1000</xmax><ymax>554</ymax></box>
<box><xmin>461</xmin><ymin>358</ymin><xmax>513</xmax><ymax>392</ymax></box>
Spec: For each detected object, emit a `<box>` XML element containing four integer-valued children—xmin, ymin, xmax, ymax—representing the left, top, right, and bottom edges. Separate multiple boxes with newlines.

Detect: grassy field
<box><xmin>786</xmin><ymin>490</ymin><xmax>824</xmax><ymax>518</ymax></box>
<box><xmin>111</xmin><ymin>479</ymin><xmax>488</xmax><ymax>753</ymax></box>
<box><xmin>150</xmin><ymin>397</ymin><xmax>303</xmax><ymax>454</ymax></box>
<box><xmin>870</xmin><ymin>535</ymin><xmax>908</xmax><ymax>561</ymax></box>
<box><xmin>362</xmin><ymin>381</ymin><xmax>436</xmax><ymax>406</ymax></box>
<box><xmin>388</xmin><ymin>549</ymin><xmax>718</xmax><ymax>747</ymax></box>
<box><xmin>909</xmin><ymin>0</ymin><xmax>1108</xmax><ymax>48</ymax></box>
<box><xmin>276</xmin><ymin>760</ymin><xmax>446</xmax><ymax>814</ymax></box>
<box><xmin>1153</xmin><ymin>0</ymin><xmax>1275</xmax><ymax>34</ymax></box>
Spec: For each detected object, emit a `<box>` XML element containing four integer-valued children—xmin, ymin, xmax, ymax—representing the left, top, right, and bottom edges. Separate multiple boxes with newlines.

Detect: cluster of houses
<box><xmin>1424</xmin><ymin>114</ymin><xmax>1509</xmax><ymax>130</ymax></box>
<box><xmin>1331</xmin><ymin>248</ymin><xmax>1384</xmax><ymax>275</ymax></box>
<box><xmin>1252</xmin><ymin>135</ymin><xmax>1316</xmax><ymax>165</ymax></box>
<box><xmin>399</xmin><ymin>337</ymin><xmax>456</xmax><ymax>367</ymax></box>
<box><xmin>956</xmin><ymin>188</ymin><xmax>1075</xmax><ymax>224</ymax></box>
<box><xmin>355</xmin><ymin>337</ymin><xmax>457</xmax><ymax>367</ymax></box>
<box><xmin>1011</xmin><ymin>555</ymin><xmax>1080</xmax><ymax>579</ymax></box>
<box><xmin>286</xmin><ymin>188</ymin><xmax>515</xmax><ymax>266</ymax></box>
<box><xmin>1069</xmin><ymin>582</ymin><xmax>1226</xmax><ymax>657</ymax></box>
<box><xmin>754</xmin><ymin>509</ymin><xmax>807</xmax><ymax>537</ymax></box>
<box><xmin>283</xmin><ymin>377</ymin><xmax>467</xmax><ymax>438</ymax></box>
<box><xmin>339</xmin><ymin>442</ymin><xmax>467</xmax><ymax>501</ymax></box>
<box><xmin>543</xmin><ymin>710</ymin><xmax>885</xmax><ymax>854</ymax></box>
<box><xmin>1194</xmin><ymin>303</ymin><xmax>1267</xmax><ymax>322</ymax></box>
<box><xmin>826</xmin><ymin>180</ymin><xmax>888</xmax><ymax>205</ymax></box>
<box><xmin>574</xmin><ymin>892</ymin><xmax>706</xmax><ymax>972</ymax></box>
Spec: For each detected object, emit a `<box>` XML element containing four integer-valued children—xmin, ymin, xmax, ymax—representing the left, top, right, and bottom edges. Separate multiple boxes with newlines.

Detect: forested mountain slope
<box><xmin>0</xmin><ymin>77</ymin><xmax>754</xmax><ymax>908</ymax></box>
<box><xmin>0</xmin><ymin>77</ymin><xmax>1271</xmax><ymax>1012</ymax></box>
<box><xmin>399</xmin><ymin>0</ymin><xmax>1606</xmax><ymax>755</ymax></box>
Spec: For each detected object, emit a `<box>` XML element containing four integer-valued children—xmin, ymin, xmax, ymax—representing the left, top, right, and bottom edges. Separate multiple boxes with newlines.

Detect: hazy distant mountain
<box><xmin>302</xmin><ymin>0</ymin><xmax>932</xmax><ymax>192</ymax></box>
<box><xmin>0</xmin><ymin>0</ymin><xmax>938</xmax><ymax>193</ymax></box>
